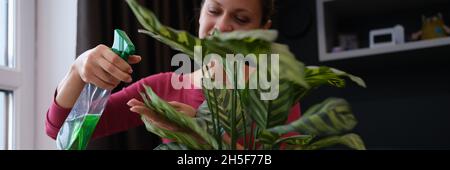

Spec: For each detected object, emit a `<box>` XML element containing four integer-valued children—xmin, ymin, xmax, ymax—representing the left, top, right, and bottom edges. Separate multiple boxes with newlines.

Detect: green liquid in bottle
<box><xmin>67</xmin><ymin>114</ymin><xmax>101</xmax><ymax>150</ymax></box>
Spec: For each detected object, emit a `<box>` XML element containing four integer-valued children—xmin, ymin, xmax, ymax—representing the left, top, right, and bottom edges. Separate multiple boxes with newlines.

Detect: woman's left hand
<box><xmin>127</xmin><ymin>99</ymin><xmax>187</xmax><ymax>132</ymax></box>
<box><xmin>167</xmin><ymin>101</ymin><xmax>197</xmax><ymax>117</ymax></box>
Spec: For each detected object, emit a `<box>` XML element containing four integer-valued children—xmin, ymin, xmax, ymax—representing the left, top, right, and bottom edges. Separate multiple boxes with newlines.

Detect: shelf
<box><xmin>320</xmin><ymin>37</ymin><xmax>450</xmax><ymax>61</ymax></box>
<box><xmin>316</xmin><ymin>0</ymin><xmax>450</xmax><ymax>62</ymax></box>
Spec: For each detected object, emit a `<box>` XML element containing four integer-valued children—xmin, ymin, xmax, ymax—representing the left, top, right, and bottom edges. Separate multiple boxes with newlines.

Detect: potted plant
<box><xmin>127</xmin><ymin>0</ymin><xmax>367</xmax><ymax>150</ymax></box>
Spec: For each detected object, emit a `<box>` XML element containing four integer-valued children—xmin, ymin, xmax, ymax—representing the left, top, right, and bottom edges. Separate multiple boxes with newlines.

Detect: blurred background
<box><xmin>0</xmin><ymin>0</ymin><xmax>449</xmax><ymax>150</ymax></box>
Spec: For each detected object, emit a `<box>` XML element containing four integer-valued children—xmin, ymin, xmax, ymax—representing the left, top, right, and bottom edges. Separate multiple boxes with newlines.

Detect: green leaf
<box><xmin>305</xmin><ymin>66</ymin><xmax>366</xmax><ymax>89</ymax></box>
<box><xmin>305</xmin><ymin>133</ymin><xmax>366</xmax><ymax>150</ymax></box>
<box><xmin>272</xmin><ymin>44</ymin><xmax>309</xmax><ymax>89</ymax></box>
<box><xmin>127</xmin><ymin>0</ymin><xmax>202</xmax><ymax>58</ymax></box>
<box><xmin>257</xmin><ymin>130</ymin><xmax>281</xmax><ymax>145</ymax></box>
<box><xmin>210</xmin><ymin>29</ymin><xmax>278</xmax><ymax>42</ymax></box>
<box><xmin>257</xmin><ymin>131</ymin><xmax>314</xmax><ymax>150</ymax></box>
<box><xmin>200</xmin><ymin>88</ymin><xmax>250</xmax><ymax>138</ymax></box>
<box><xmin>140</xmin><ymin>84</ymin><xmax>225</xmax><ymax>150</ymax></box>
<box><xmin>267</xmin><ymin>98</ymin><xmax>357</xmax><ymax>137</ymax></box>
<box><xmin>154</xmin><ymin>142</ymin><xmax>190</xmax><ymax>150</ymax></box>
<box><xmin>273</xmin><ymin>135</ymin><xmax>314</xmax><ymax>146</ymax></box>
<box><xmin>243</xmin><ymin>44</ymin><xmax>308</xmax><ymax>131</ymax></box>
<box><xmin>142</xmin><ymin>117</ymin><xmax>211</xmax><ymax>150</ymax></box>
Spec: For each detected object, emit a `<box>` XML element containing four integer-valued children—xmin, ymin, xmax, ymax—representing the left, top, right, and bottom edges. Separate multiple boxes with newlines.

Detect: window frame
<box><xmin>0</xmin><ymin>0</ymin><xmax>36</xmax><ymax>150</ymax></box>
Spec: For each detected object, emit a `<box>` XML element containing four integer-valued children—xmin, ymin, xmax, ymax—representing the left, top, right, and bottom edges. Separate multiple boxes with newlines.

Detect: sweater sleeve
<box><xmin>45</xmin><ymin>72</ymin><xmax>173</xmax><ymax>140</ymax></box>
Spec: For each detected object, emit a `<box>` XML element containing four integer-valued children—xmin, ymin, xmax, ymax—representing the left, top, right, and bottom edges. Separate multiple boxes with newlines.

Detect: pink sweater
<box><xmin>45</xmin><ymin>72</ymin><xmax>301</xmax><ymax>142</ymax></box>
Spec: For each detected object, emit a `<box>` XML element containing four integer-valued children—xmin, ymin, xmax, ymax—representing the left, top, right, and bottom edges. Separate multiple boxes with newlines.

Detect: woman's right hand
<box><xmin>55</xmin><ymin>45</ymin><xmax>142</xmax><ymax>109</ymax></box>
<box><xmin>73</xmin><ymin>44</ymin><xmax>142</xmax><ymax>90</ymax></box>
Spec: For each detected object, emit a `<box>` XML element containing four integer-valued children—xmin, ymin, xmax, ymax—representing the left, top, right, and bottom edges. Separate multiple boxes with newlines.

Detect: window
<box><xmin>1</xmin><ymin>0</ymin><xmax>14</xmax><ymax>68</ymax></box>
<box><xmin>0</xmin><ymin>0</ymin><xmax>35</xmax><ymax>149</ymax></box>
<box><xmin>0</xmin><ymin>90</ymin><xmax>12</xmax><ymax>150</ymax></box>
<box><xmin>0</xmin><ymin>0</ymin><xmax>11</xmax><ymax>150</ymax></box>
<box><xmin>1</xmin><ymin>0</ymin><xmax>7</xmax><ymax>66</ymax></box>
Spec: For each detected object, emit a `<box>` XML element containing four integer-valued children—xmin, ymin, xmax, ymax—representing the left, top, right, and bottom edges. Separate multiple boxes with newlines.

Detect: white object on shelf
<box><xmin>369</xmin><ymin>25</ymin><xmax>405</xmax><ymax>49</ymax></box>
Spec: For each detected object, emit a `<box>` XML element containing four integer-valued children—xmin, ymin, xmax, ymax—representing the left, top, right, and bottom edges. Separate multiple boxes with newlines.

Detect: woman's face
<box><xmin>198</xmin><ymin>0</ymin><xmax>271</xmax><ymax>39</ymax></box>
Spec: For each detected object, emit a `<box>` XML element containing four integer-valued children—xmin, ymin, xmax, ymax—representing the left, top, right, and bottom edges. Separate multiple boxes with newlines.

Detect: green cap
<box><xmin>111</xmin><ymin>29</ymin><xmax>136</xmax><ymax>62</ymax></box>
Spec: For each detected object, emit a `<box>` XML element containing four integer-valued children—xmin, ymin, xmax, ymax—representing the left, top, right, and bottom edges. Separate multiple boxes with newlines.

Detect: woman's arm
<box><xmin>46</xmin><ymin>76</ymin><xmax>143</xmax><ymax>140</ymax></box>
<box><xmin>46</xmin><ymin>44</ymin><xmax>142</xmax><ymax>139</ymax></box>
<box><xmin>46</xmin><ymin>72</ymin><xmax>183</xmax><ymax>140</ymax></box>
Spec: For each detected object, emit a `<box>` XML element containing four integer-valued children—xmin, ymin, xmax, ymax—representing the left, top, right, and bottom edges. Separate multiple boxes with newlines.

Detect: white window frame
<box><xmin>0</xmin><ymin>0</ymin><xmax>36</xmax><ymax>150</ymax></box>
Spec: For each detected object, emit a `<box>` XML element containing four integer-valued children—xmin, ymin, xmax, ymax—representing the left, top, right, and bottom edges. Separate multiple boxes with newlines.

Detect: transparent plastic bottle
<box><xmin>56</xmin><ymin>29</ymin><xmax>135</xmax><ymax>150</ymax></box>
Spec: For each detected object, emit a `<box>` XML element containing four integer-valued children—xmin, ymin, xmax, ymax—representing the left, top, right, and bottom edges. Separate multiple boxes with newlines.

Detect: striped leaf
<box><xmin>304</xmin><ymin>133</ymin><xmax>366</xmax><ymax>150</ymax></box>
<box><xmin>257</xmin><ymin>130</ymin><xmax>281</xmax><ymax>145</ymax></box>
<box><xmin>140</xmin><ymin>85</ymin><xmax>225</xmax><ymax>150</ymax></box>
<box><xmin>274</xmin><ymin>135</ymin><xmax>314</xmax><ymax>147</ymax></box>
<box><xmin>267</xmin><ymin>98</ymin><xmax>357</xmax><ymax>137</ymax></box>
<box><xmin>127</xmin><ymin>0</ymin><xmax>280</xmax><ymax>60</ymax></box>
<box><xmin>239</xmin><ymin>43</ymin><xmax>308</xmax><ymax>133</ymax></box>
<box><xmin>200</xmin><ymin>87</ymin><xmax>252</xmax><ymax>148</ymax></box>
<box><xmin>142</xmin><ymin>116</ymin><xmax>211</xmax><ymax>150</ymax></box>
<box><xmin>154</xmin><ymin>142</ymin><xmax>190</xmax><ymax>150</ymax></box>
<box><xmin>257</xmin><ymin>132</ymin><xmax>314</xmax><ymax>150</ymax></box>
<box><xmin>305</xmin><ymin>66</ymin><xmax>366</xmax><ymax>89</ymax></box>
<box><xmin>126</xmin><ymin>0</ymin><xmax>202</xmax><ymax>58</ymax></box>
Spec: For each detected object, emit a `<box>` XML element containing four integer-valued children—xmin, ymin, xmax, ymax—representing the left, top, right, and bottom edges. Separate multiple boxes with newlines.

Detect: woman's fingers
<box><xmin>168</xmin><ymin>101</ymin><xmax>196</xmax><ymax>117</ymax></box>
<box><xmin>130</xmin><ymin>105</ymin><xmax>183</xmax><ymax>132</ymax></box>
<box><xmin>167</xmin><ymin>101</ymin><xmax>183</xmax><ymax>108</ymax></box>
<box><xmin>95</xmin><ymin>68</ymin><xmax>121</xmax><ymax>86</ymax></box>
<box><xmin>127</xmin><ymin>98</ymin><xmax>145</xmax><ymax>107</ymax></box>
<box><xmin>128</xmin><ymin>99</ymin><xmax>186</xmax><ymax>132</ymax></box>
<box><xmin>97</xmin><ymin>57</ymin><xmax>132</xmax><ymax>83</ymax></box>
<box><xmin>128</xmin><ymin>55</ymin><xmax>142</xmax><ymax>65</ymax></box>
<box><xmin>89</xmin><ymin>74</ymin><xmax>116</xmax><ymax>90</ymax></box>
<box><xmin>99</xmin><ymin>45</ymin><xmax>133</xmax><ymax>74</ymax></box>
<box><xmin>129</xmin><ymin>105</ymin><xmax>155</xmax><ymax>118</ymax></box>
<box><xmin>75</xmin><ymin>44</ymin><xmax>139</xmax><ymax>90</ymax></box>
<box><xmin>128</xmin><ymin>99</ymin><xmax>203</xmax><ymax>142</ymax></box>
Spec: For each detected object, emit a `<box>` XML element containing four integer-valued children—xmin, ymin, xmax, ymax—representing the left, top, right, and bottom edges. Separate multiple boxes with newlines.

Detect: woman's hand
<box><xmin>128</xmin><ymin>99</ymin><xmax>247</xmax><ymax>150</ymax></box>
<box><xmin>127</xmin><ymin>98</ymin><xmax>207</xmax><ymax>144</ymax></box>
<box><xmin>74</xmin><ymin>44</ymin><xmax>142</xmax><ymax>90</ymax></box>
<box><xmin>127</xmin><ymin>99</ymin><xmax>196</xmax><ymax>132</ymax></box>
<box><xmin>167</xmin><ymin>101</ymin><xmax>197</xmax><ymax>117</ymax></box>
<box><xmin>55</xmin><ymin>45</ymin><xmax>142</xmax><ymax>109</ymax></box>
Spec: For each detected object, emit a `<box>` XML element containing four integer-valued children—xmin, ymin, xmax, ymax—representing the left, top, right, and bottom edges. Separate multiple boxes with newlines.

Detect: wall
<box><xmin>275</xmin><ymin>0</ymin><xmax>450</xmax><ymax>149</ymax></box>
<box><xmin>35</xmin><ymin>0</ymin><xmax>78</xmax><ymax>149</ymax></box>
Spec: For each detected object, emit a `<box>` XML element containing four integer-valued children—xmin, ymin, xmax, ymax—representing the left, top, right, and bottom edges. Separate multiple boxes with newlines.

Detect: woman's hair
<box><xmin>260</xmin><ymin>0</ymin><xmax>275</xmax><ymax>25</ymax></box>
<box><xmin>201</xmin><ymin>0</ymin><xmax>275</xmax><ymax>25</ymax></box>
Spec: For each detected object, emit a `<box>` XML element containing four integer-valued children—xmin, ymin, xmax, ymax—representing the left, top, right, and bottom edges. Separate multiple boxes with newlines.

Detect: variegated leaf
<box><xmin>267</xmin><ymin>98</ymin><xmax>357</xmax><ymax>137</ymax></box>
<box><xmin>305</xmin><ymin>133</ymin><xmax>366</xmax><ymax>150</ymax></box>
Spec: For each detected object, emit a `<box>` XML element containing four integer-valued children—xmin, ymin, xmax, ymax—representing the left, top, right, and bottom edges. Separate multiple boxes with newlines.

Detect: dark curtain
<box><xmin>76</xmin><ymin>0</ymin><xmax>202</xmax><ymax>150</ymax></box>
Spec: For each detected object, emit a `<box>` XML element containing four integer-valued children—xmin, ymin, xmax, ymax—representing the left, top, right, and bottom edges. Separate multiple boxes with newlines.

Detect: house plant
<box><xmin>127</xmin><ymin>0</ymin><xmax>367</xmax><ymax>150</ymax></box>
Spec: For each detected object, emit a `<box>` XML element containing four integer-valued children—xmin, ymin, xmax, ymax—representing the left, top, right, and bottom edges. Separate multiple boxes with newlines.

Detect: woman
<box><xmin>45</xmin><ymin>0</ymin><xmax>301</xmax><ymax>148</ymax></box>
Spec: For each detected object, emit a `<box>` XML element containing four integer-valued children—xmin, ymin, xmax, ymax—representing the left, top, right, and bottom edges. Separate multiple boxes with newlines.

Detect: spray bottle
<box><xmin>56</xmin><ymin>29</ymin><xmax>135</xmax><ymax>150</ymax></box>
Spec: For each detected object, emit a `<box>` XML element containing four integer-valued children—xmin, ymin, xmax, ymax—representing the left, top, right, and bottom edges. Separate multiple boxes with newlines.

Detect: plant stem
<box><xmin>240</xmin><ymin>93</ymin><xmax>248</xmax><ymax>150</ymax></box>
<box><xmin>249</xmin><ymin>122</ymin><xmax>255</xmax><ymax>150</ymax></box>
<box><xmin>252</xmin><ymin>127</ymin><xmax>259</xmax><ymax>150</ymax></box>
<box><xmin>202</xmin><ymin>65</ymin><xmax>222</xmax><ymax>150</ymax></box>
<box><xmin>230</xmin><ymin>64</ymin><xmax>238</xmax><ymax>150</ymax></box>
